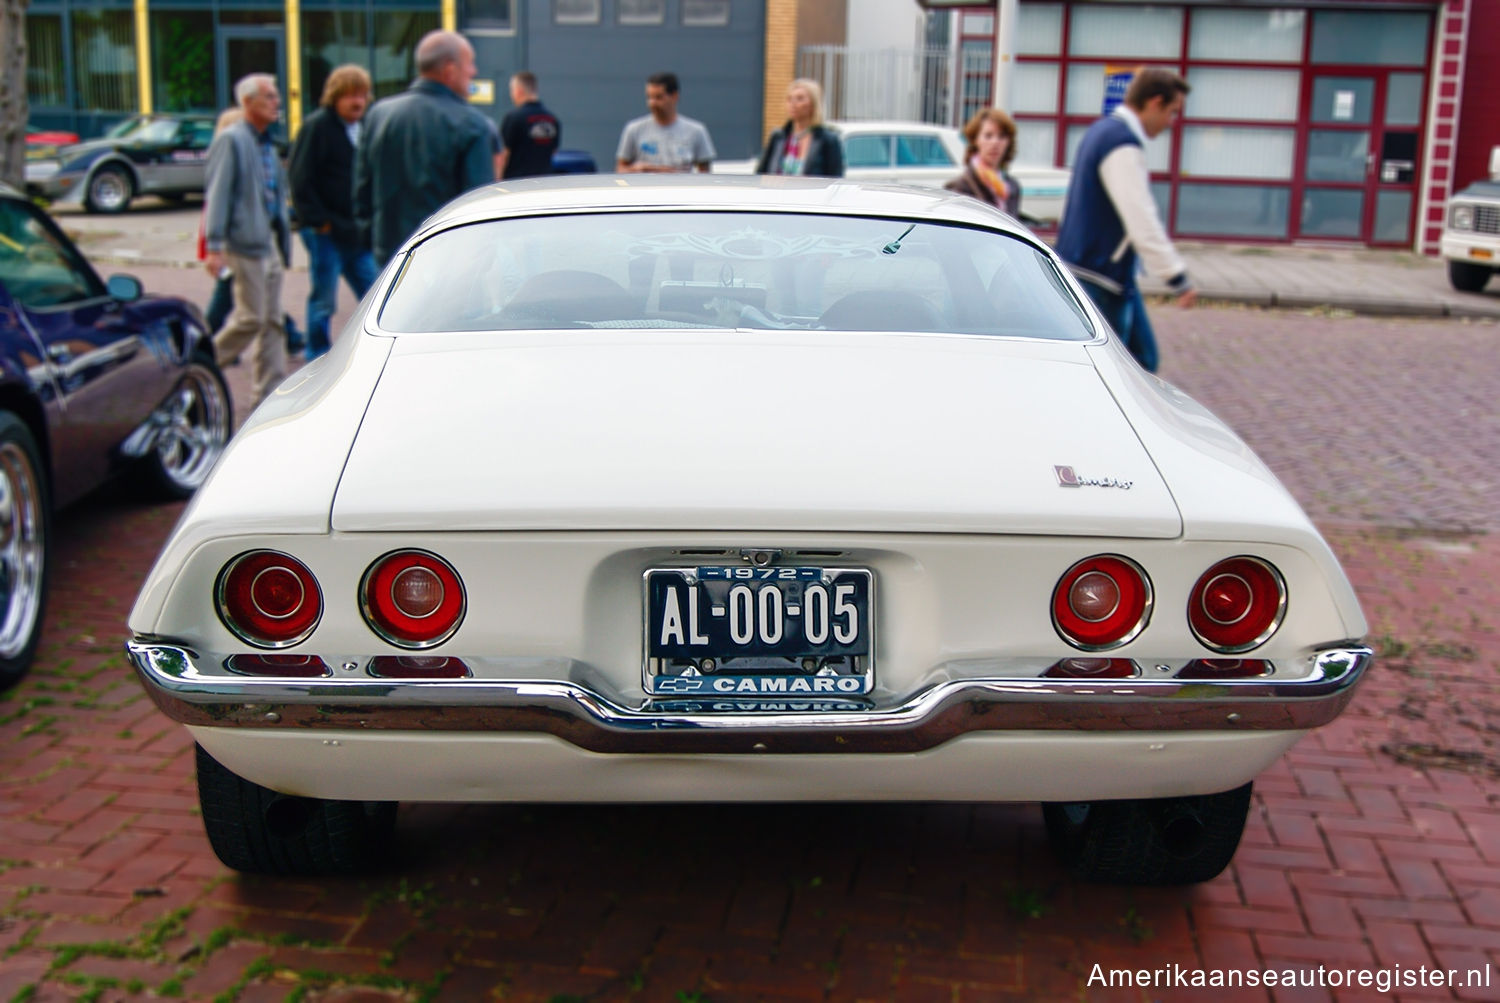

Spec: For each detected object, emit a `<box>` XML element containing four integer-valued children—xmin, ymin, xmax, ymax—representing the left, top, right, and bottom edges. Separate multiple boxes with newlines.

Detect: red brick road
<box><xmin>1</xmin><ymin>296</ymin><xmax>1497</xmax><ymax>1002</ymax></box>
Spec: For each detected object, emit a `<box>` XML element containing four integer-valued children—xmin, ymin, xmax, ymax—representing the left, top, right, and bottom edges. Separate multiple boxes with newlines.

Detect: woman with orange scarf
<box><xmin>945</xmin><ymin>108</ymin><xmax>1021</xmax><ymax>217</ymax></box>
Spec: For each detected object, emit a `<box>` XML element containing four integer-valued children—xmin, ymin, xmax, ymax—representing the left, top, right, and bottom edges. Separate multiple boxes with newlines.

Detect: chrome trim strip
<box><xmin>127</xmin><ymin>641</ymin><xmax>1371</xmax><ymax>755</ymax></box>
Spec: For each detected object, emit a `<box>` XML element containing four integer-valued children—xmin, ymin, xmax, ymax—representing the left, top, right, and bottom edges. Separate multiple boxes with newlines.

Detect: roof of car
<box><xmin>829</xmin><ymin>120</ymin><xmax>960</xmax><ymax>135</ymax></box>
<box><xmin>412</xmin><ymin>174</ymin><xmax>1033</xmax><ymax>247</ymax></box>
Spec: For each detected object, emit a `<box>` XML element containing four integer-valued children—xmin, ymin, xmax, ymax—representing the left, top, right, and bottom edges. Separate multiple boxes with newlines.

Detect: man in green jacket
<box><xmin>354</xmin><ymin>31</ymin><xmax>496</xmax><ymax>267</ymax></box>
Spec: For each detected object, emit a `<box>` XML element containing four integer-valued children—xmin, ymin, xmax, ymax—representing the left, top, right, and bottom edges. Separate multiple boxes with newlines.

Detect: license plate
<box><xmin>645</xmin><ymin>567</ymin><xmax>872</xmax><ymax>696</ymax></box>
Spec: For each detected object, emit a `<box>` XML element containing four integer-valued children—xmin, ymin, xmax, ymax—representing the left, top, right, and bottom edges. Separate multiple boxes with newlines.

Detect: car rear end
<box><xmin>128</xmin><ymin>328</ymin><xmax>1368</xmax><ymax>807</ymax></box>
<box><xmin>124</xmin><ymin>181</ymin><xmax>1369</xmax><ymax>881</ymax></box>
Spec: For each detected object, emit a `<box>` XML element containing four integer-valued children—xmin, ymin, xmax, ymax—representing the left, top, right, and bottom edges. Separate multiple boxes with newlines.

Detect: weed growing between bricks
<box><xmin>3</xmin><ymin>902</ymin><xmax>455</xmax><ymax>1003</ymax></box>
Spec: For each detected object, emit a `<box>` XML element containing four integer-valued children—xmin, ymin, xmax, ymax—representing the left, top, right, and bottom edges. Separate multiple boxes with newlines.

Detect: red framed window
<box><xmin>1007</xmin><ymin>3</ymin><xmax>1433</xmax><ymax>246</ymax></box>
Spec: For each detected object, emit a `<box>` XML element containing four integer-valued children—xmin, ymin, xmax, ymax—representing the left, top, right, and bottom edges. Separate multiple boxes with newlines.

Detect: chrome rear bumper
<box><xmin>127</xmin><ymin>641</ymin><xmax>1371</xmax><ymax>755</ymax></box>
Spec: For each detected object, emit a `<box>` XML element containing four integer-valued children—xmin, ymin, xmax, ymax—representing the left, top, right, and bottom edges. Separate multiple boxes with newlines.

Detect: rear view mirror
<box><xmin>106</xmin><ymin>274</ymin><xmax>143</xmax><ymax>302</ymax></box>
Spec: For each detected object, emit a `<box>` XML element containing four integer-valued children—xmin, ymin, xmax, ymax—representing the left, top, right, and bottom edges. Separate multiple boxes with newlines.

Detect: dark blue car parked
<box><xmin>0</xmin><ymin>184</ymin><xmax>232</xmax><ymax>687</ymax></box>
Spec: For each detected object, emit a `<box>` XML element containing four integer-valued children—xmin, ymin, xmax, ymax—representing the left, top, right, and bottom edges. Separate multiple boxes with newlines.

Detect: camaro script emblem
<box><xmin>1055</xmin><ymin>465</ymin><xmax>1133</xmax><ymax>490</ymax></box>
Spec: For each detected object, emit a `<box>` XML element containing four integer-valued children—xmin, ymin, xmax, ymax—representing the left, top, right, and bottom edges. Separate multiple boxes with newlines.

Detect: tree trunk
<box><xmin>0</xmin><ymin>0</ymin><xmax>28</xmax><ymax>191</ymax></box>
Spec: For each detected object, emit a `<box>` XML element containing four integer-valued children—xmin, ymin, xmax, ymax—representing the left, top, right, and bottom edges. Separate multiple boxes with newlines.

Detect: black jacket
<box><xmin>289</xmin><ymin>106</ymin><xmax>361</xmax><ymax>245</ymax></box>
<box><xmin>355</xmin><ymin>79</ymin><xmax>497</xmax><ymax>266</ymax></box>
<box><xmin>754</xmin><ymin>122</ymin><xmax>844</xmax><ymax>178</ymax></box>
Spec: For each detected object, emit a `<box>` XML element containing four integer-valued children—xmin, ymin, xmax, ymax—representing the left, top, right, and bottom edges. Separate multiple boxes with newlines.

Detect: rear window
<box><xmin>379</xmin><ymin>211</ymin><xmax>1095</xmax><ymax>341</ymax></box>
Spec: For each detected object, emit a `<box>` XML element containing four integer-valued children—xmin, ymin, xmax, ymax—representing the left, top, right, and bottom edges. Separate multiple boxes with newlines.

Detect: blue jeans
<box><xmin>1124</xmin><ymin>286</ymin><xmax>1160</xmax><ymax>373</ymax></box>
<box><xmin>300</xmin><ymin>229</ymin><xmax>377</xmax><ymax>360</ymax></box>
<box><xmin>1080</xmin><ymin>282</ymin><xmax>1160</xmax><ymax>373</ymax></box>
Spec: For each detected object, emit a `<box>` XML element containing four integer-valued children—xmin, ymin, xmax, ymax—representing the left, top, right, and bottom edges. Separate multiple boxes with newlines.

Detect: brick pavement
<box><xmin>0</xmin><ymin>298</ymin><xmax>1497</xmax><ymax>1002</ymax></box>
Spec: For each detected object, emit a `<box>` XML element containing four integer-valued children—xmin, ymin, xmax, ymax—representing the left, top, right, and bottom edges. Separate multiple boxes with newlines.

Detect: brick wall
<box><xmin>1453</xmin><ymin>0</ymin><xmax>1499</xmax><ymax>191</ymax></box>
<box><xmin>763</xmin><ymin>0</ymin><xmax>800</xmax><ymax>142</ymax></box>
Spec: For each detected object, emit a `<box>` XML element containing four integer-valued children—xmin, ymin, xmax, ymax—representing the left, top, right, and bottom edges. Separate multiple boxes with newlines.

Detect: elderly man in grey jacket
<box><xmin>203</xmin><ymin>73</ymin><xmax>292</xmax><ymax>408</ymax></box>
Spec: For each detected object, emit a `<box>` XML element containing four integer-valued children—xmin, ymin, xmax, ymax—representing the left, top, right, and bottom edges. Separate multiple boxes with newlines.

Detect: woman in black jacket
<box><xmin>945</xmin><ymin>108</ymin><xmax>1021</xmax><ymax>217</ymax></box>
<box><xmin>755</xmin><ymin>79</ymin><xmax>844</xmax><ymax>178</ymax></box>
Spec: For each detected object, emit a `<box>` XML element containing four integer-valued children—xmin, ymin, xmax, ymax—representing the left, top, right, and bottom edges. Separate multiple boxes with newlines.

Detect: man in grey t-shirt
<box><xmin>616</xmin><ymin>71</ymin><xmax>716</xmax><ymax>173</ymax></box>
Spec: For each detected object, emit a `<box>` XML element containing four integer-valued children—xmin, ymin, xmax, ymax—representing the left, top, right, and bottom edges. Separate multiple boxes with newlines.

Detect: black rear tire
<box><xmin>0</xmin><ymin>412</ymin><xmax>50</xmax><ymax>692</ymax></box>
<box><xmin>1448</xmin><ymin>260</ymin><xmax>1495</xmax><ymax>293</ymax></box>
<box><xmin>1042</xmin><ymin>782</ymin><xmax>1253</xmax><ymax>885</ymax></box>
<box><xmin>196</xmin><ymin>744</ymin><xmax>398</xmax><ymax>875</ymax></box>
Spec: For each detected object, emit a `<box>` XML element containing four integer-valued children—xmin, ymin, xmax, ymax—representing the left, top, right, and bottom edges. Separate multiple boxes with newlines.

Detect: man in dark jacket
<box><xmin>289</xmin><ymin>64</ymin><xmax>375</xmax><ymax>360</ymax></box>
<box><xmin>496</xmin><ymin>71</ymin><xmax>560</xmax><ymax>180</ymax></box>
<box><xmin>354</xmin><ymin>30</ymin><xmax>496</xmax><ymax>267</ymax></box>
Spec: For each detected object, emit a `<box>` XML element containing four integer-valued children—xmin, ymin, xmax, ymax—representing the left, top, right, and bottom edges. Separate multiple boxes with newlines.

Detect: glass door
<box><xmin>218</xmin><ymin>27</ymin><xmax>286</xmax><ymax>123</ymax></box>
<box><xmin>1298</xmin><ymin>70</ymin><xmax>1424</xmax><ymax>244</ymax></box>
<box><xmin>1371</xmin><ymin>71</ymin><xmax>1424</xmax><ymax>246</ymax></box>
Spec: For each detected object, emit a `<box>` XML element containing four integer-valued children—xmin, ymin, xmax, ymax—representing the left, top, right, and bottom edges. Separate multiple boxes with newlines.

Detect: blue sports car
<box><xmin>0</xmin><ymin>183</ymin><xmax>232</xmax><ymax>686</ymax></box>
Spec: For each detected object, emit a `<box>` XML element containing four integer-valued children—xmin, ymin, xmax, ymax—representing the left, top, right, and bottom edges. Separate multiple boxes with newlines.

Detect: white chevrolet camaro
<box><xmin>127</xmin><ymin>176</ymin><xmax>1370</xmax><ymax>884</ymax></box>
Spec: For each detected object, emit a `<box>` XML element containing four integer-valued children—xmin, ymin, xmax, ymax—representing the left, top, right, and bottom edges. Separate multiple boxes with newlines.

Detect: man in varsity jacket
<box><xmin>1055</xmin><ymin>67</ymin><xmax>1198</xmax><ymax>373</ymax></box>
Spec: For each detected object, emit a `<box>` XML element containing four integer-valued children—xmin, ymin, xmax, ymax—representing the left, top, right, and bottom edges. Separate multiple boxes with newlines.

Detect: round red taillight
<box><xmin>360</xmin><ymin>550</ymin><xmax>465</xmax><ymax>648</ymax></box>
<box><xmin>1188</xmin><ymin>556</ymin><xmax>1286</xmax><ymax>653</ymax></box>
<box><xmin>1051</xmin><ymin>555</ymin><xmax>1153</xmax><ymax>650</ymax></box>
<box><xmin>216</xmin><ymin>550</ymin><xmax>322</xmax><ymax>648</ymax></box>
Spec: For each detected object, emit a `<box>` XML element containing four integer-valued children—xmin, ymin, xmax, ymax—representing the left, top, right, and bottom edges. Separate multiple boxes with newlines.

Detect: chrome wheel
<box><xmin>152</xmin><ymin>363</ymin><xmax>232</xmax><ymax>494</ymax></box>
<box><xmin>0</xmin><ymin>438</ymin><xmax>46</xmax><ymax>663</ymax></box>
<box><xmin>86</xmin><ymin>167</ymin><xmax>133</xmax><ymax>213</ymax></box>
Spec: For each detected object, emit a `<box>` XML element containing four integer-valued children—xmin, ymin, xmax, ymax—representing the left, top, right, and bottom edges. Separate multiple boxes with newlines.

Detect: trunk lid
<box><xmin>332</xmin><ymin>331</ymin><xmax>1182</xmax><ymax>537</ymax></box>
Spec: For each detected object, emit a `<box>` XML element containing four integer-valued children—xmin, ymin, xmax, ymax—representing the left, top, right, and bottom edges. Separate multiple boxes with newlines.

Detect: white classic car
<box><xmin>127</xmin><ymin>177</ymin><xmax>1369</xmax><ymax>884</ymax></box>
<box><xmin>1441</xmin><ymin>146</ymin><xmax>1500</xmax><ymax>293</ymax></box>
<box><xmin>713</xmin><ymin>120</ymin><xmax>1070</xmax><ymax>226</ymax></box>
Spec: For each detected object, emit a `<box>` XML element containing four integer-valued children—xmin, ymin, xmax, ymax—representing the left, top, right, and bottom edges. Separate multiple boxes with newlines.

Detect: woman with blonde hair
<box><xmin>754</xmin><ymin>78</ymin><xmax>844</xmax><ymax>178</ymax></box>
<box><xmin>945</xmin><ymin>108</ymin><xmax>1021</xmax><ymax>216</ymax></box>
